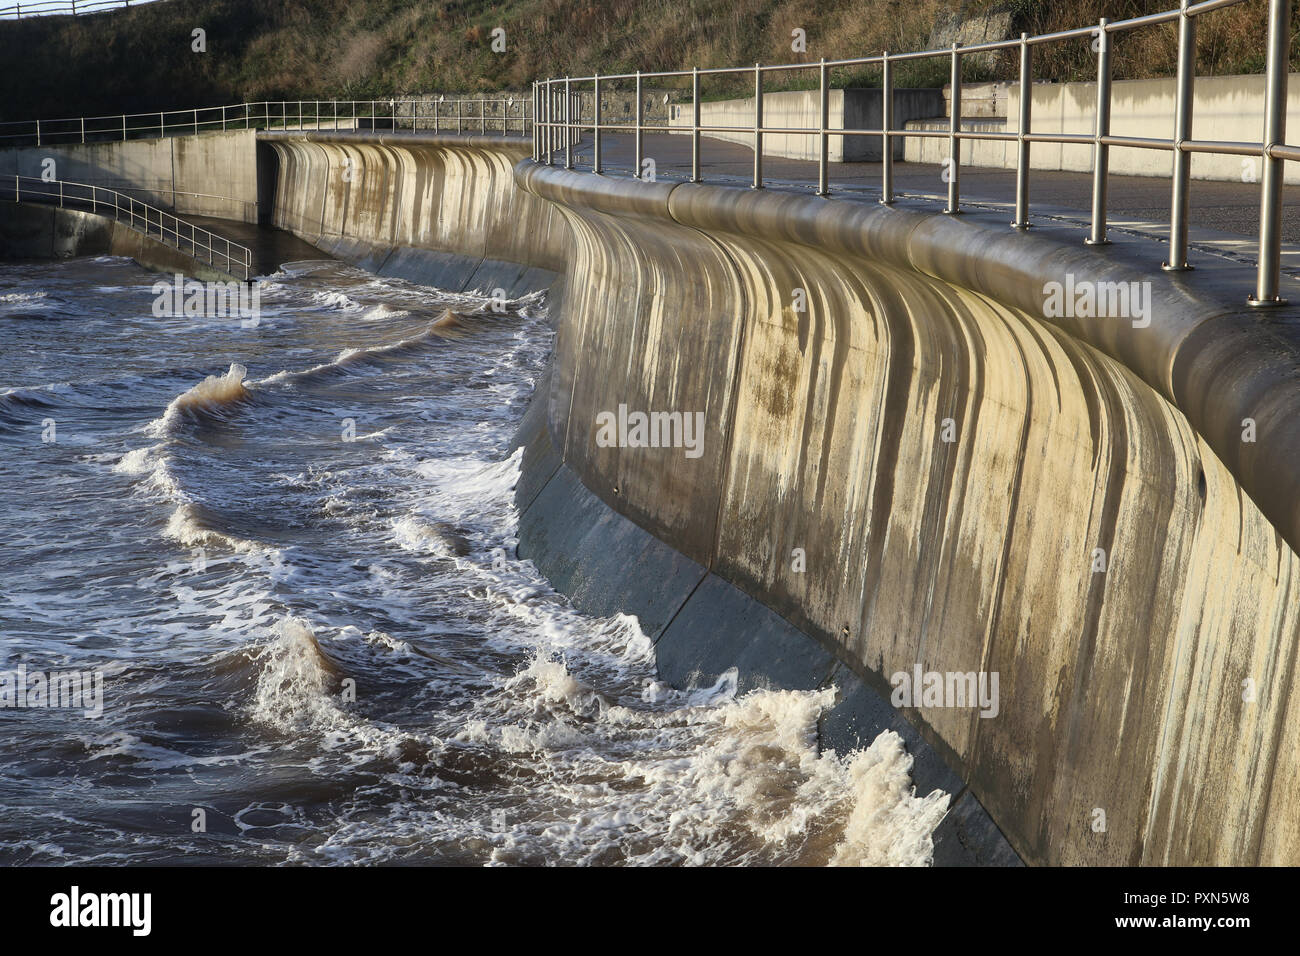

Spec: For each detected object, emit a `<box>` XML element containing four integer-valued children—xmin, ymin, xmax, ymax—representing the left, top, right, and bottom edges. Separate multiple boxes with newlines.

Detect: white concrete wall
<box><xmin>0</xmin><ymin>130</ymin><xmax>259</xmax><ymax>221</ymax></box>
<box><xmin>669</xmin><ymin>88</ymin><xmax>943</xmax><ymax>162</ymax></box>
<box><xmin>905</xmin><ymin>73</ymin><xmax>1300</xmax><ymax>185</ymax></box>
<box><xmin>671</xmin><ymin>90</ymin><xmax>854</xmax><ymax>162</ymax></box>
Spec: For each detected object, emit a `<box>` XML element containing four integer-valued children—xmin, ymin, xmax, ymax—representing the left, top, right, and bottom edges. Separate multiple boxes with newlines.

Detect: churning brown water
<box><xmin>0</xmin><ymin>255</ymin><xmax>947</xmax><ymax>865</ymax></box>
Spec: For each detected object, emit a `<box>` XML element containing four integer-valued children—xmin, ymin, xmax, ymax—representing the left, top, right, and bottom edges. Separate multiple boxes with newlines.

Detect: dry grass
<box><xmin>0</xmin><ymin>0</ymin><xmax>1294</xmax><ymax>121</ymax></box>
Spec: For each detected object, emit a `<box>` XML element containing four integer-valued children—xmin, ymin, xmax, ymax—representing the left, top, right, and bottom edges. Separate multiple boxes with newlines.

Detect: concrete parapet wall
<box><xmin>906</xmin><ymin>72</ymin><xmax>1300</xmax><ymax>185</ymax></box>
<box><xmin>0</xmin><ymin>130</ymin><xmax>259</xmax><ymax>221</ymax></box>
<box><xmin>670</xmin><ymin>89</ymin><xmax>944</xmax><ymax>162</ymax></box>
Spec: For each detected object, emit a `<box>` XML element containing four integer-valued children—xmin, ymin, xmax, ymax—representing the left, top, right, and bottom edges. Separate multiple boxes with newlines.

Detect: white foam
<box><xmin>148</xmin><ymin>363</ymin><xmax>250</xmax><ymax>436</ymax></box>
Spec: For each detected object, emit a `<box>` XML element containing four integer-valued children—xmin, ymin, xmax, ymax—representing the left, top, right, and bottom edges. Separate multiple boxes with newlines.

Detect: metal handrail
<box><xmin>9</xmin><ymin>174</ymin><xmax>252</xmax><ymax>280</ymax></box>
<box><xmin>0</xmin><ymin>0</ymin><xmax>153</xmax><ymax>17</ymax></box>
<box><xmin>0</xmin><ymin>97</ymin><xmax>535</xmax><ymax>147</ymax></box>
<box><xmin>533</xmin><ymin>0</ymin><xmax>1296</xmax><ymax>306</ymax></box>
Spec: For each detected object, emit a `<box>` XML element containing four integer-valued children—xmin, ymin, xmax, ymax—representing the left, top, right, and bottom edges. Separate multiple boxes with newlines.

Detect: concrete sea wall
<box><xmin>257</xmin><ymin>130</ymin><xmax>564</xmax><ymax>295</ymax></box>
<box><xmin>256</xmin><ymin>129</ymin><xmax>1300</xmax><ymax>864</ymax></box>
<box><xmin>514</xmin><ymin>165</ymin><xmax>1300</xmax><ymax>866</ymax></box>
<box><xmin>18</xmin><ymin>126</ymin><xmax>1300</xmax><ymax>864</ymax></box>
<box><xmin>258</xmin><ymin>128</ymin><xmax>1300</xmax><ymax>868</ymax></box>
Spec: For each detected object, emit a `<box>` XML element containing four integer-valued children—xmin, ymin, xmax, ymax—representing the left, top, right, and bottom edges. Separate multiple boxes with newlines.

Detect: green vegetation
<box><xmin>2</xmin><ymin>0</ymin><xmax>1297</xmax><ymax>121</ymax></box>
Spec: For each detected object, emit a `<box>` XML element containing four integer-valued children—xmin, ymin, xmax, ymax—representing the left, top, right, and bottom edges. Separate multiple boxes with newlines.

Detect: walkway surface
<box><xmin>181</xmin><ymin>215</ymin><xmax>331</xmax><ymax>277</ymax></box>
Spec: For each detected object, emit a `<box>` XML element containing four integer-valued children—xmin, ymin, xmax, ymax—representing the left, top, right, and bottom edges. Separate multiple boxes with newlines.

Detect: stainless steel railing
<box><xmin>0</xmin><ymin>97</ymin><xmax>535</xmax><ymax>147</ymax></box>
<box><xmin>534</xmin><ymin>0</ymin><xmax>1297</xmax><ymax>306</ymax></box>
<box><xmin>10</xmin><ymin>174</ymin><xmax>252</xmax><ymax>280</ymax></box>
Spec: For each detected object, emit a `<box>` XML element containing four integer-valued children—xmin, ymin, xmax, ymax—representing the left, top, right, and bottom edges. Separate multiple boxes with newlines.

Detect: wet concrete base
<box><xmin>302</xmin><ymin>233</ymin><xmax>556</xmax><ymax>298</ymax></box>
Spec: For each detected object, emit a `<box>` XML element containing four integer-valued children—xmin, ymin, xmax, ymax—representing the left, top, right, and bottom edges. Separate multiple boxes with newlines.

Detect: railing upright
<box><xmin>881</xmin><ymin>52</ymin><xmax>894</xmax><ymax>205</ymax></box>
<box><xmin>1165</xmin><ymin>1</ymin><xmax>1196</xmax><ymax>270</ymax></box>
<box><xmin>565</xmin><ymin>77</ymin><xmax>573</xmax><ymax>169</ymax></box>
<box><xmin>1087</xmin><ymin>21</ymin><xmax>1111</xmax><ymax>242</ymax></box>
<box><xmin>691</xmin><ymin>67</ymin><xmax>701</xmax><ymax>183</ymax></box>
<box><xmin>545</xmin><ymin>82</ymin><xmax>553</xmax><ymax>164</ymax></box>
<box><xmin>593</xmin><ymin>74</ymin><xmax>602</xmax><ymax>174</ymax></box>
<box><xmin>634</xmin><ymin>72</ymin><xmax>644</xmax><ymax>180</ymax></box>
<box><xmin>753</xmin><ymin>63</ymin><xmax>763</xmax><ymax>189</ymax></box>
<box><xmin>1252</xmin><ymin>0</ymin><xmax>1291</xmax><ymax>304</ymax></box>
<box><xmin>1014</xmin><ymin>34</ymin><xmax>1032</xmax><ymax>229</ymax></box>
<box><xmin>946</xmin><ymin>42</ymin><xmax>962</xmax><ymax>214</ymax></box>
<box><xmin>818</xmin><ymin>58</ymin><xmax>829</xmax><ymax>196</ymax></box>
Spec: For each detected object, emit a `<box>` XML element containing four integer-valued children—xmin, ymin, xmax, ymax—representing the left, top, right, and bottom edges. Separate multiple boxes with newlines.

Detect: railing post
<box><xmin>691</xmin><ymin>66</ymin><xmax>701</xmax><ymax>183</ymax></box>
<box><xmin>634</xmin><ymin>71</ymin><xmax>644</xmax><ymax>180</ymax></box>
<box><xmin>1086</xmin><ymin>20</ymin><xmax>1111</xmax><ymax>243</ymax></box>
<box><xmin>35</xmin><ymin>120</ymin><xmax>39</xmax><ymax>147</ymax></box>
<box><xmin>1251</xmin><ymin>0</ymin><xmax>1291</xmax><ymax>305</ymax></box>
<box><xmin>753</xmin><ymin>63</ymin><xmax>763</xmax><ymax>189</ymax></box>
<box><xmin>434</xmin><ymin>98</ymin><xmax>440</xmax><ymax>134</ymax></box>
<box><xmin>122</xmin><ymin>114</ymin><xmax>126</xmax><ymax>140</ymax></box>
<box><xmin>80</xmin><ymin>116</ymin><xmax>85</xmax><ymax>144</ymax></box>
<box><xmin>1013</xmin><ymin>34</ymin><xmax>1033</xmax><ymax>229</ymax></box>
<box><xmin>945</xmin><ymin>42</ymin><xmax>962</xmax><ymax>214</ymax></box>
<box><xmin>565</xmin><ymin>77</ymin><xmax>573</xmax><ymax>169</ymax></box>
<box><xmin>546</xmin><ymin>83</ymin><xmax>554</xmax><ymax>165</ymax></box>
<box><xmin>1164</xmin><ymin>1</ymin><xmax>1196</xmax><ymax>270</ymax></box>
<box><xmin>193</xmin><ymin>108</ymin><xmax>198</xmax><ymax>135</ymax></box>
<box><xmin>222</xmin><ymin>104</ymin><xmax>227</xmax><ymax>131</ymax></box>
<box><xmin>593</xmin><ymin>73</ymin><xmax>603</xmax><ymax>173</ymax></box>
<box><xmin>818</xmin><ymin>57</ymin><xmax>829</xmax><ymax>196</ymax></box>
<box><xmin>881</xmin><ymin>52</ymin><xmax>894</xmax><ymax>205</ymax></box>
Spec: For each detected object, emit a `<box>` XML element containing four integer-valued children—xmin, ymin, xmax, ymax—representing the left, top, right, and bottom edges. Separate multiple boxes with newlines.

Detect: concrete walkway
<box><xmin>181</xmin><ymin>215</ymin><xmax>333</xmax><ymax>277</ymax></box>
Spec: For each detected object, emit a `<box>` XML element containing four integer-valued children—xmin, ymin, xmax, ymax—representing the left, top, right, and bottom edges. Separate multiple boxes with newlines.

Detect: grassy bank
<box><xmin>2</xmin><ymin>0</ymin><xmax>1297</xmax><ymax>121</ymax></box>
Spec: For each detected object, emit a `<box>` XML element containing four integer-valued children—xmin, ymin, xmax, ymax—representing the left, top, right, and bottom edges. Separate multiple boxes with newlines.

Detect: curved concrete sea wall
<box><xmin>258</xmin><ymin>130</ymin><xmax>565</xmax><ymax>295</ymax></box>
<box><xmin>244</xmin><ymin>130</ymin><xmax>1300</xmax><ymax>864</ymax></box>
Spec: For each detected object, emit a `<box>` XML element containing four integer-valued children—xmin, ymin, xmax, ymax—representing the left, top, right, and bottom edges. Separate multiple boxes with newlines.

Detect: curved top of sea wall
<box><xmin>518</xmin><ymin>162</ymin><xmax>1300</xmax><ymax>560</ymax></box>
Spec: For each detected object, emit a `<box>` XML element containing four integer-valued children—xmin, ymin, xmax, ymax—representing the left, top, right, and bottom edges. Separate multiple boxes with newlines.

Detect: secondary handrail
<box><xmin>0</xmin><ymin>0</ymin><xmax>151</xmax><ymax>17</ymax></box>
<box><xmin>0</xmin><ymin>97</ymin><xmax>535</xmax><ymax>147</ymax></box>
<box><xmin>532</xmin><ymin>0</ymin><xmax>1296</xmax><ymax>306</ymax></box>
<box><xmin>10</xmin><ymin>174</ymin><xmax>252</xmax><ymax>280</ymax></box>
